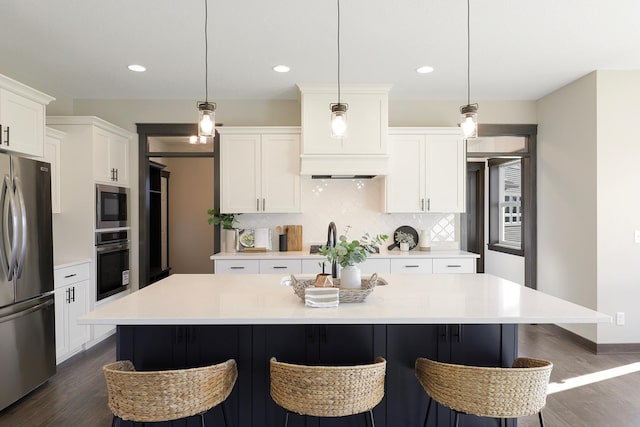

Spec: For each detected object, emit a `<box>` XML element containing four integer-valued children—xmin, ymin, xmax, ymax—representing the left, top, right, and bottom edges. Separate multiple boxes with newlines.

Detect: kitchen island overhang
<box><xmin>81</xmin><ymin>274</ymin><xmax>609</xmax><ymax>427</ymax></box>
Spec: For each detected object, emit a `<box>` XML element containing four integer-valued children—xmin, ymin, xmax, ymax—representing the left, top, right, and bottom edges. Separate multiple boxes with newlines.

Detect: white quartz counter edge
<box><xmin>210</xmin><ymin>250</ymin><xmax>480</xmax><ymax>261</ymax></box>
<box><xmin>54</xmin><ymin>258</ymin><xmax>92</xmax><ymax>269</ymax></box>
<box><xmin>80</xmin><ymin>273</ymin><xmax>611</xmax><ymax>326</ymax></box>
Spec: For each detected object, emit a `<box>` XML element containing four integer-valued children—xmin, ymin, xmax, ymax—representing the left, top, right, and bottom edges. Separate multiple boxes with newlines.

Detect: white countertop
<box><xmin>210</xmin><ymin>249</ymin><xmax>480</xmax><ymax>260</ymax></box>
<box><xmin>80</xmin><ymin>273</ymin><xmax>610</xmax><ymax>326</ymax></box>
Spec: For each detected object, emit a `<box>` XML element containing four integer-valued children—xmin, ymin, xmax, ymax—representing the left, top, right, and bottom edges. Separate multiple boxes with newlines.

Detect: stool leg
<box><xmin>111</xmin><ymin>416</ymin><xmax>117</xmax><ymax>427</ymax></box>
<box><xmin>369</xmin><ymin>409</ymin><xmax>376</xmax><ymax>427</ymax></box>
<box><xmin>423</xmin><ymin>396</ymin><xmax>433</xmax><ymax>427</ymax></box>
<box><xmin>538</xmin><ymin>411</ymin><xmax>545</xmax><ymax>427</ymax></box>
<box><xmin>200</xmin><ymin>412</ymin><xmax>206</xmax><ymax>427</ymax></box>
<box><xmin>454</xmin><ymin>411</ymin><xmax>460</xmax><ymax>427</ymax></box>
<box><xmin>221</xmin><ymin>401</ymin><xmax>229</xmax><ymax>427</ymax></box>
<box><xmin>283</xmin><ymin>410</ymin><xmax>290</xmax><ymax>427</ymax></box>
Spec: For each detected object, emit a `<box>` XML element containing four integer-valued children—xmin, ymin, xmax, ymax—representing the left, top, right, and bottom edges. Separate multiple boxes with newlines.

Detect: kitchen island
<box><xmin>82</xmin><ymin>274</ymin><xmax>609</xmax><ymax>427</ymax></box>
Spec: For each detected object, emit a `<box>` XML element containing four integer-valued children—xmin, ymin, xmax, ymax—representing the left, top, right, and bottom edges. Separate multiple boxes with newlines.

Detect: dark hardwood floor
<box><xmin>1</xmin><ymin>325</ymin><xmax>640</xmax><ymax>426</ymax></box>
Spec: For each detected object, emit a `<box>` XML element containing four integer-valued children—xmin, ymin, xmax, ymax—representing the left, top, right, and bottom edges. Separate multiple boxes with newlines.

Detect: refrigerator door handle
<box><xmin>0</xmin><ymin>175</ymin><xmax>18</xmax><ymax>280</ymax></box>
<box><xmin>13</xmin><ymin>177</ymin><xmax>27</xmax><ymax>279</ymax></box>
<box><xmin>0</xmin><ymin>298</ymin><xmax>54</xmax><ymax>325</ymax></box>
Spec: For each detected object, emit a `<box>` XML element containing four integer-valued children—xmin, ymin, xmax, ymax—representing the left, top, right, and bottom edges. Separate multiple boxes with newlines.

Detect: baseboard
<box><xmin>539</xmin><ymin>324</ymin><xmax>640</xmax><ymax>354</ymax></box>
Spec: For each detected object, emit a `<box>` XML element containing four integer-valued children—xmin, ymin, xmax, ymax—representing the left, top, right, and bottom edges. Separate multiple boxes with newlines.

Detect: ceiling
<box><xmin>1</xmin><ymin>0</ymin><xmax>639</xmax><ymax>102</ymax></box>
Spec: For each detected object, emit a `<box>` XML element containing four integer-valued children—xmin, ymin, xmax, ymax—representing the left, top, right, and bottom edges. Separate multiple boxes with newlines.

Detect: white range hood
<box><xmin>297</xmin><ymin>84</ymin><xmax>391</xmax><ymax>177</ymax></box>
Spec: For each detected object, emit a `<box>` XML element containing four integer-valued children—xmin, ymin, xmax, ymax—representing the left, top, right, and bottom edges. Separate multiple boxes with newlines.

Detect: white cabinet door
<box><xmin>432</xmin><ymin>258</ymin><xmax>475</xmax><ymax>274</ymax></box>
<box><xmin>386</xmin><ymin>135</ymin><xmax>424</xmax><ymax>213</ymax></box>
<box><xmin>386</xmin><ymin>129</ymin><xmax>465</xmax><ymax>213</ymax></box>
<box><xmin>259</xmin><ymin>259</ymin><xmax>302</xmax><ymax>274</ymax></box>
<box><xmin>44</xmin><ymin>128</ymin><xmax>63</xmax><ymax>213</ymax></box>
<box><xmin>93</xmin><ymin>128</ymin><xmax>130</xmax><ymax>186</ymax></box>
<box><xmin>390</xmin><ymin>258</ymin><xmax>433</xmax><ymax>274</ymax></box>
<box><xmin>54</xmin><ymin>287</ymin><xmax>67</xmax><ymax>360</ymax></box>
<box><xmin>221</xmin><ymin>131</ymin><xmax>301</xmax><ymax>214</ymax></box>
<box><xmin>67</xmin><ymin>280</ymin><xmax>90</xmax><ymax>352</ymax></box>
<box><xmin>215</xmin><ymin>259</ymin><xmax>260</xmax><ymax>274</ymax></box>
<box><xmin>0</xmin><ymin>88</ymin><xmax>45</xmax><ymax>157</ymax></box>
<box><xmin>261</xmin><ymin>134</ymin><xmax>300</xmax><ymax>213</ymax></box>
<box><xmin>425</xmin><ymin>135</ymin><xmax>465</xmax><ymax>213</ymax></box>
<box><xmin>221</xmin><ymin>134</ymin><xmax>261</xmax><ymax>213</ymax></box>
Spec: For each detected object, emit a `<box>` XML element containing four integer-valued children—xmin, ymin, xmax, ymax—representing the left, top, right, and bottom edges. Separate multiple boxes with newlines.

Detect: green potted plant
<box><xmin>395</xmin><ymin>230</ymin><xmax>415</xmax><ymax>252</ymax></box>
<box><xmin>319</xmin><ymin>227</ymin><xmax>388</xmax><ymax>288</ymax></box>
<box><xmin>207</xmin><ymin>209</ymin><xmax>240</xmax><ymax>252</ymax></box>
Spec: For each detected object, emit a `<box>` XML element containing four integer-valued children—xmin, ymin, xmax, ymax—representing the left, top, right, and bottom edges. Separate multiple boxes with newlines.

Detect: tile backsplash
<box><xmin>235</xmin><ymin>177</ymin><xmax>460</xmax><ymax>250</ymax></box>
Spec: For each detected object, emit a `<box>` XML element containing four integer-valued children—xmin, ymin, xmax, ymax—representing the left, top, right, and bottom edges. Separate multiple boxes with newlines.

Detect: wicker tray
<box><xmin>291</xmin><ymin>273</ymin><xmax>378</xmax><ymax>303</ymax></box>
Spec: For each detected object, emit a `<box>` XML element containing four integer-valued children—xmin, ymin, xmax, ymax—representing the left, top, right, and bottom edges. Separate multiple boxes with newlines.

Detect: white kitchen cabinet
<box><xmin>44</xmin><ymin>127</ymin><xmax>64</xmax><ymax>213</ymax></box>
<box><xmin>215</xmin><ymin>259</ymin><xmax>260</xmax><ymax>274</ymax></box>
<box><xmin>0</xmin><ymin>74</ymin><xmax>54</xmax><ymax>157</ymax></box>
<box><xmin>259</xmin><ymin>259</ymin><xmax>301</xmax><ymax>275</ymax></box>
<box><xmin>54</xmin><ymin>262</ymin><xmax>90</xmax><ymax>364</ymax></box>
<box><xmin>386</xmin><ymin>128</ymin><xmax>466</xmax><ymax>213</ymax></box>
<box><xmin>220</xmin><ymin>127</ymin><xmax>300</xmax><ymax>213</ymax></box>
<box><xmin>93</xmin><ymin>127</ymin><xmax>130</xmax><ymax>186</ymax></box>
<box><xmin>390</xmin><ymin>258</ymin><xmax>433</xmax><ymax>274</ymax></box>
<box><xmin>301</xmin><ymin>258</ymin><xmax>391</xmax><ymax>275</ymax></box>
<box><xmin>432</xmin><ymin>258</ymin><xmax>475</xmax><ymax>274</ymax></box>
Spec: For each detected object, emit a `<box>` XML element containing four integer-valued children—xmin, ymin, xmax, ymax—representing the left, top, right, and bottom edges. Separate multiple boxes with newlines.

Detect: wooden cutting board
<box><xmin>285</xmin><ymin>225</ymin><xmax>303</xmax><ymax>251</ymax></box>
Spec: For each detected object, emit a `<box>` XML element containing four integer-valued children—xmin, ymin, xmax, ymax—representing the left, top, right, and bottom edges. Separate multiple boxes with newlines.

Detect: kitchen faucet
<box><xmin>327</xmin><ymin>221</ymin><xmax>338</xmax><ymax>278</ymax></box>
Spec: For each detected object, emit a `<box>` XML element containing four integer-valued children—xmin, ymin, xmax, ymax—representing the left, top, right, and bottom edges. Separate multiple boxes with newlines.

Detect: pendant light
<box><xmin>330</xmin><ymin>0</ymin><xmax>348</xmax><ymax>138</ymax></box>
<box><xmin>460</xmin><ymin>0</ymin><xmax>478</xmax><ymax>139</ymax></box>
<box><xmin>198</xmin><ymin>0</ymin><xmax>216</xmax><ymax>139</ymax></box>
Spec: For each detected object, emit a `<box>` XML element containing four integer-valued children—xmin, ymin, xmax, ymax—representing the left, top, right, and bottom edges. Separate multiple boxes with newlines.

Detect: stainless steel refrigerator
<box><xmin>0</xmin><ymin>154</ymin><xmax>55</xmax><ymax>411</ymax></box>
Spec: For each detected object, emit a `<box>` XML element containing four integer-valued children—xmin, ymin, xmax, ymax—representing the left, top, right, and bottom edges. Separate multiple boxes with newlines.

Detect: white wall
<box><xmin>537</xmin><ymin>73</ymin><xmax>599</xmax><ymax>342</ymax></box>
<box><xmin>595</xmin><ymin>71</ymin><xmax>640</xmax><ymax>344</ymax></box>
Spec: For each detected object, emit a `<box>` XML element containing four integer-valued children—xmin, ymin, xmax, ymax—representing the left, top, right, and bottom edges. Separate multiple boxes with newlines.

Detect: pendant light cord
<box><xmin>337</xmin><ymin>0</ymin><xmax>341</xmax><ymax>104</ymax></box>
<box><xmin>466</xmin><ymin>0</ymin><xmax>470</xmax><ymax>105</ymax></box>
<box><xmin>204</xmin><ymin>0</ymin><xmax>209</xmax><ymax>103</ymax></box>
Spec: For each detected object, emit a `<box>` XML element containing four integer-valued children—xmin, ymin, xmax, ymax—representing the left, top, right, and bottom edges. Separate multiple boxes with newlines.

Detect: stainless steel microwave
<box><xmin>96</xmin><ymin>184</ymin><xmax>128</xmax><ymax>229</ymax></box>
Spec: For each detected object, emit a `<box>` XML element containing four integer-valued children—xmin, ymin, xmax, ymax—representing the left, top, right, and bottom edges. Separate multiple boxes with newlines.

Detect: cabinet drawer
<box><xmin>301</xmin><ymin>259</ymin><xmax>326</xmax><ymax>274</ymax></box>
<box><xmin>215</xmin><ymin>260</ymin><xmax>259</xmax><ymax>274</ymax></box>
<box><xmin>359</xmin><ymin>258</ymin><xmax>391</xmax><ymax>274</ymax></box>
<box><xmin>259</xmin><ymin>259</ymin><xmax>301</xmax><ymax>274</ymax></box>
<box><xmin>432</xmin><ymin>258</ymin><xmax>475</xmax><ymax>274</ymax></box>
<box><xmin>54</xmin><ymin>262</ymin><xmax>90</xmax><ymax>289</ymax></box>
<box><xmin>390</xmin><ymin>258</ymin><xmax>433</xmax><ymax>274</ymax></box>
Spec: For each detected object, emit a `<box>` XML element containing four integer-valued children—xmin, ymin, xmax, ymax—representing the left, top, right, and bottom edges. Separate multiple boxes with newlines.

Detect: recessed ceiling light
<box><xmin>273</xmin><ymin>65</ymin><xmax>291</xmax><ymax>73</ymax></box>
<box><xmin>416</xmin><ymin>66</ymin><xmax>434</xmax><ymax>74</ymax></box>
<box><xmin>128</xmin><ymin>64</ymin><xmax>146</xmax><ymax>72</ymax></box>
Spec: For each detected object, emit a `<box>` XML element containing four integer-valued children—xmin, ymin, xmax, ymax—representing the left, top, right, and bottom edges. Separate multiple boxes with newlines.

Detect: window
<box><xmin>489</xmin><ymin>158</ymin><xmax>524</xmax><ymax>256</ymax></box>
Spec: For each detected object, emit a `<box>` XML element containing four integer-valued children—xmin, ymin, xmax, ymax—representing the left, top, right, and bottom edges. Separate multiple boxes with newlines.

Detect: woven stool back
<box><xmin>270</xmin><ymin>357</ymin><xmax>386</xmax><ymax>418</ymax></box>
<box><xmin>103</xmin><ymin>359</ymin><xmax>237</xmax><ymax>422</ymax></box>
<box><xmin>415</xmin><ymin>357</ymin><xmax>552</xmax><ymax>418</ymax></box>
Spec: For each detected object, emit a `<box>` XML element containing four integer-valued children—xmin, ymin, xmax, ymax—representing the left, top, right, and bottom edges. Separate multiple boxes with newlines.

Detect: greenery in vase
<box><xmin>319</xmin><ymin>227</ymin><xmax>388</xmax><ymax>268</ymax></box>
<box><xmin>394</xmin><ymin>230</ymin><xmax>415</xmax><ymax>246</ymax></box>
<box><xmin>207</xmin><ymin>209</ymin><xmax>240</xmax><ymax>230</ymax></box>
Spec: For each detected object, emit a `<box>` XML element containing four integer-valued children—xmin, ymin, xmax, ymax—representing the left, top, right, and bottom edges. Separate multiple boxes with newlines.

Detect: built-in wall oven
<box><xmin>96</xmin><ymin>230</ymin><xmax>130</xmax><ymax>301</ymax></box>
<box><xmin>96</xmin><ymin>184</ymin><xmax>128</xmax><ymax>229</ymax></box>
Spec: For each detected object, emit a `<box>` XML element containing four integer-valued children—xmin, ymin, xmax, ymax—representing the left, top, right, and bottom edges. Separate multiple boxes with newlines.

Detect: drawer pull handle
<box><xmin>64</xmin><ymin>273</ymin><xmax>77</xmax><ymax>278</ymax></box>
<box><xmin>272</xmin><ymin>266</ymin><xmax>288</xmax><ymax>269</ymax></box>
<box><xmin>446</xmin><ymin>265</ymin><xmax>462</xmax><ymax>268</ymax></box>
<box><xmin>405</xmin><ymin>265</ymin><xmax>420</xmax><ymax>268</ymax></box>
<box><xmin>230</xmin><ymin>266</ymin><xmax>245</xmax><ymax>270</ymax></box>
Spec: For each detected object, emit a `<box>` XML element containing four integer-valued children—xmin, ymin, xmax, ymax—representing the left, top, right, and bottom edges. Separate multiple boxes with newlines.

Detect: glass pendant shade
<box><xmin>330</xmin><ymin>103</ymin><xmax>348</xmax><ymax>138</ymax></box>
<box><xmin>460</xmin><ymin>103</ymin><xmax>478</xmax><ymax>139</ymax></box>
<box><xmin>198</xmin><ymin>102</ymin><xmax>216</xmax><ymax>137</ymax></box>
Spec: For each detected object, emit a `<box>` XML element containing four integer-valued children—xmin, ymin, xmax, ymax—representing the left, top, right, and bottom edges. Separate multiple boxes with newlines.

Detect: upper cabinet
<box><xmin>386</xmin><ymin>128</ymin><xmax>466</xmax><ymax>213</ymax></box>
<box><xmin>0</xmin><ymin>74</ymin><xmax>55</xmax><ymax>157</ymax></box>
<box><xmin>220</xmin><ymin>127</ymin><xmax>301</xmax><ymax>213</ymax></box>
<box><xmin>92</xmin><ymin>127</ymin><xmax>130</xmax><ymax>186</ymax></box>
<box><xmin>297</xmin><ymin>84</ymin><xmax>391</xmax><ymax>176</ymax></box>
<box><xmin>44</xmin><ymin>127</ymin><xmax>65</xmax><ymax>214</ymax></box>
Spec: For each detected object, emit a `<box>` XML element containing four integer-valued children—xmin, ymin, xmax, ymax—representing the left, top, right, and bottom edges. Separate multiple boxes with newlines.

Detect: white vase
<box><xmin>340</xmin><ymin>265</ymin><xmax>362</xmax><ymax>288</ymax></box>
<box><xmin>400</xmin><ymin>242</ymin><xmax>410</xmax><ymax>252</ymax></box>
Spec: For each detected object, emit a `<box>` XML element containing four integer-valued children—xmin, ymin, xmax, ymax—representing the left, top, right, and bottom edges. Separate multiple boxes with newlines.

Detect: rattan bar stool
<box><xmin>415</xmin><ymin>357</ymin><xmax>553</xmax><ymax>427</ymax></box>
<box><xmin>270</xmin><ymin>357</ymin><xmax>386</xmax><ymax>427</ymax></box>
<box><xmin>103</xmin><ymin>359</ymin><xmax>237</xmax><ymax>427</ymax></box>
